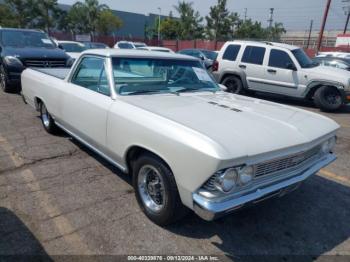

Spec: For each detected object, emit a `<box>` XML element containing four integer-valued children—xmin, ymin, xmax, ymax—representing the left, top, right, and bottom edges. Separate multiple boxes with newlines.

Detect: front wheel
<box><xmin>0</xmin><ymin>64</ymin><xmax>10</xmax><ymax>93</ymax></box>
<box><xmin>314</xmin><ymin>86</ymin><xmax>343</xmax><ymax>112</ymax></box>
<box><xmin>40</xmin><ymin>102</ymin><xmax>59</xmax><ymax>134</ymax></box>
<box><xmin>132</xmin><ymin>153</ymin><xmax>188</xmax><ymax>225</ymax></box>
<box><xmin>221</xmin><ymin>76</ymin><xmax>244</xmax><ymax>94</ymax></box>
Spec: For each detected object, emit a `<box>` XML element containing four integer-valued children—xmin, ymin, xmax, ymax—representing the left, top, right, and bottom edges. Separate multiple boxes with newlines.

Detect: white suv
<box><xmin>212</xmin><ymin>41</ymin><xmax>350</xmax><ymax>111</ymax></box>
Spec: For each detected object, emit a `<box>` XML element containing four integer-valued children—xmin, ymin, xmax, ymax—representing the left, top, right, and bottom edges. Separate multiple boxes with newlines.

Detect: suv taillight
<box><xmin>212</xmin><ymin>60</ymin><xmax>219</xmax><ymax>72</ymax></box>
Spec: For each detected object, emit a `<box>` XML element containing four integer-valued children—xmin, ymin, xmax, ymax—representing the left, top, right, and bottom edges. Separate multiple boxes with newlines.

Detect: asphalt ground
<box><xmin>0</xmin><ymin>90</ymin><xmax>349</xmax><ymax>261</ymax></box>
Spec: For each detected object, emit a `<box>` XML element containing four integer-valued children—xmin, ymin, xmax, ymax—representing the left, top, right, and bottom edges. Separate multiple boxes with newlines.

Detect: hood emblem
<box><xmin>208</xmin><ymin>101</ymin><xmax>242</xmax><ymax>112</ymax></box>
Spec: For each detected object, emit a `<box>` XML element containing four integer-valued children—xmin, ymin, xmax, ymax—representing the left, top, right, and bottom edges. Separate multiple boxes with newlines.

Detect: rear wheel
<box><xmin>40</xmin><ymin>102</ymin><xmax>59</xmax><ymax>134</ymax></box>
<box><xmin>314</xmin><ymin>86</ymin><xmax>343</xmax><ymax>112</ymax></box>
<box><xmin>132</xmin><ymin>153</ymin><xmax>188</xmax><ymax>226</ymax></box>
<box><xmin>222</xmin><ymin>75</ymin><xmax>244</xmax><ymax>94</ymax></box>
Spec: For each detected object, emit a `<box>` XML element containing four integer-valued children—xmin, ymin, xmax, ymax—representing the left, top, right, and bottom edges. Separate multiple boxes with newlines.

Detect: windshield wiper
<box><xmin>126</xmin><ymin>90</ymin><xmax>165</xmax><ymax>95</ymax></box>
<box><xmin>174</xmin><ymin>87</ymin><xmax>216</xmax><ymax>94</ymax></box>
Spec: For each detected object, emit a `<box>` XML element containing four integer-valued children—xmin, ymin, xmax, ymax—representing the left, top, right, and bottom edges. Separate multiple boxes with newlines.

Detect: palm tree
<box><xmin>84</xmin><ymin>0</ymin><xmax>108</xmax><ymax>40</ymax></box>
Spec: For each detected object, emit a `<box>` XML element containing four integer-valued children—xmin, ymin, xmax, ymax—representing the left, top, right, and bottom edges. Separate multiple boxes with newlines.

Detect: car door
<box><xmin>238</xmin><ymin>45</ymin><xmax>267</xmax><ymax>90</ymax></box>
<box><xmin>60</xmin><ymin>55</ymin><xmax>113</xmax><ymax>152</ymax></box>
<box><xmin>261</xmin><ymin>48</ymin><xmax>300</xmax><ymax>96</ymax></box>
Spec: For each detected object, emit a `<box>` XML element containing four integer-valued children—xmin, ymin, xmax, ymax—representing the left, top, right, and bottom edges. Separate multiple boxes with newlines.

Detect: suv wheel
<box><xmin>222</xmin><ymin>76</ymin><xmax>244</xmax><ymax>94</ymax></box>
<box><xmin>0</xmin><ymin>65</ymin><xmax>10</xmax><ymax>93</ymax></box>
<box><xmin>314</xmin><ymin>86</ymin><xmax>343</xmax><ymax>112</ymax></box>
<box><xmin>132</xmin><ymin>153</ymin><xmax>188</xmax><ymax>225</ymax></box>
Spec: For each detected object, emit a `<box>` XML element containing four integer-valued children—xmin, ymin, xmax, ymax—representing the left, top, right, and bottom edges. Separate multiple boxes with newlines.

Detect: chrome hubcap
<box><xmin>41</xmin><ymin>104</ymin><xmax>50</xmax><ymax>128</ymax></box>
<box><xmin>138</xmin><ymin>165</ymin><xmax>165</xmax><ymax>213</ymax></box>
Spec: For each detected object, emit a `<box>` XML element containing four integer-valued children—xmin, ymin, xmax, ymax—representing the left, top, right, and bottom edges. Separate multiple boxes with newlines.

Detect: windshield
<box><xmin>134</xmin><ymin>43</ymin><xmax>147</xmax><ymax>48</ymax></box>
<box><xmin>60</xmin><ymin>43</ymin><xmax>86</xmax><ymax>53</ymax></box>
<box><xmin>0</xmin><ymin>30</ymin><xmax>55</xmax><ymax>48</ymax></box>
<box><xmin>118</xmin><ymin>43</ymin><xmax>134</xmax><ymax>49</ymax></box>
<box><xmin>201</xmin><ymin>50</ymin><xmax>218</xmax><ymax>60</ymax></box>
<box><xmin>112</xmin><ymin>58</ymin><xmax>219</xmax><ymax>95</ymax></box>
<box><xmin>292</xmin><ymin>48</ymin><xmax>317</xmax><ymax>68</ymax></box>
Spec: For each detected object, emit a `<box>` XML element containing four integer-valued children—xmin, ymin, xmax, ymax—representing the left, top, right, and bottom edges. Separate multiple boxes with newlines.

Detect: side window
<box><xmin>222</xmin><ymin>44</ymin><xmax>241</xmax><ymax>61</ymax></box>
<box><xmin>241</xmin><ymin>46</ymin><xmax>266</xmax><ymax>65</ymax></box>
<box><xmin>333</xmin><ymin>61</ymin><xmax>349</xmax><ymax>70</ymax></box>
<box><xmin>269</xmin><ymin>49</ymin><xmax>295</xmax><ymax>69</ymax></box>
<box><xmin>71</xmin><ymin>57</ymin><xmax>110</xmax><ymax>96</ymax></box>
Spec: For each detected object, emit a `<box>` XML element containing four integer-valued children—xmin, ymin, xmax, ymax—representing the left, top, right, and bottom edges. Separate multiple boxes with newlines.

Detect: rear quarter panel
<box><xmin>21</xmin><ymin>69</ymin><xmax>66</xmax><ymax>120</ymax></box>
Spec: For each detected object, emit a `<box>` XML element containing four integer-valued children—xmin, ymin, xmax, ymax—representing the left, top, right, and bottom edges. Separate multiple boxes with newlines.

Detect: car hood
<box><xmin>3</xmin><ymin>47</ymin><xmax>69</xmax><ymax>59</ymax></box>
<box><xmin>304</xmin><ymin>65</ymin><xmax>350</xmax><ymax>84</ymax></box>
<box><xmin>121</xmin><ymin>92</ymin><xmax>339</xmax><ymax>158</ymax></box>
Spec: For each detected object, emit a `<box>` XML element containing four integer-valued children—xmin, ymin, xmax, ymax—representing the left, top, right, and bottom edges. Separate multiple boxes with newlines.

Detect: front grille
<box><xmin>203</xmin><ymin>175</ymin><xmax>218</xmax><ymax>191</ymax></box>
<box><xmin>255</xmin><ymin>146</ymin><xmax>321</xmax><ymax>177</ymax></box>
<box><xmin>202</xmin><ymin>145</ymin><xmax>321</xmax><ymax>192</ymax></box>
<box><xmin>24</xmin><ymin>59</ymin><xmax>66</xmax><ymax>68</ymax></box>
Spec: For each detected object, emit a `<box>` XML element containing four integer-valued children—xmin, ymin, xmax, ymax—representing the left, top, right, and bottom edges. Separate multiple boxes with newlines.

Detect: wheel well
<box><xmin>125</xmin><ymin>146</ymin><xmax>172</xmax><ymax>174</ymax></box>
<box><xmin>306</xmin><ymin>84</ymin><xmax>339</xmax><ymax>100</ymax></box>
<box><xmin>34</xmin><ymin>97</ymin><xmax>42</xmax><ymax>111</ymax></box>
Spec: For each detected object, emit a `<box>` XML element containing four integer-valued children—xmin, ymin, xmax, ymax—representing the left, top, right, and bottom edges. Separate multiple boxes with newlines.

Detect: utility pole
<box><xmin>317</xmin><ymin>0</ymin><xmax>332</xmax><ymax>53</ymax></box>
<box><xmin>268</xmin><ymin>8</ymin><xmax>274</xmax><ymax>28</ymax></box>
<box><xmin>306</xmin><ymin>20</ymin><xmax>313</xmax><ymax>49</ymax></box>
<box><xmin>343</xmin><ymin>0</ymin><xmax>350</xmax><ymax>34</ymax></box>
<box><xmin>244</xmin><ymin>8</ymin><xmax>247</xmax><ymax>21</ymax></box>
<box><xmin>158</xmin><ymin>7</ymin><xmax>161</xmax><ymax>46</ymax></box>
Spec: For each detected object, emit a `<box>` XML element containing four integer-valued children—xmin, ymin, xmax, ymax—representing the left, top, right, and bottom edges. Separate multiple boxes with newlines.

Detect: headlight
<box><xmin>4</xmin><ymin>56</ymin><xmax>23</xmax><ymax>66</ymax></box>
<box><xmin>321</xmin><ymin>136</ymin><xmax>337</xmax><ymax>154</ymax></box>
<box><xmin>214</xmin><ymin>168</ymin><xmax>238</xmax><ymax>193</ymax></box>
<box><xmin>238</xmin><ymin>166</ymin><xmax>255</xmax><ymax>185</ymax></box>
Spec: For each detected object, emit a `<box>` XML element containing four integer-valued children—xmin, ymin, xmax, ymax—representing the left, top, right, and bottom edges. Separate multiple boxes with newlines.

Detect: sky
<box><xmin>58</xmin><ymin>0</ymin><xmax>347</xmax><ymax>32</ymax></box>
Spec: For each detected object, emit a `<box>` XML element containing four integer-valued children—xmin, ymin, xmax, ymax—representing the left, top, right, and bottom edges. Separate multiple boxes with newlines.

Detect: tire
<box><xmin>0</xmin><ymin>64</ymin><xmax>11</xmax><ymax>93</ymax></box>
<box><xmin>222</xmin><ymin>75</ymin><xmax>244</xmax><ymax>94</ymax></box>
<box><xmin>40</xmin><ymin>102</ymin><xmax>59</xmax><ymax>134</ymax></box>
<box><xmin>132</xmin><ymin>153</ymin><xmax>188</xmax><ymax>226</ymax></box>
<box><xmin>314</xmin><ymin>86</ymin><xmax>343</xmax><ymax>112</ymax></box>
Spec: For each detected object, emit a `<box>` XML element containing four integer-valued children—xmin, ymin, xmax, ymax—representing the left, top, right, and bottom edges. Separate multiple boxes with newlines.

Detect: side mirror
<box><xmin>199</xmin><ymin>55</ymin><xmax>205</xmax><ymax>61</ymax></box>
<box><xmin>286</xmin><ymin>63</ymin><xmax>297</xmax><ymax>71</ymax></box>
<box><xmin>58</xmin><ymin>44</ymin><xmax>64</xmax><ymax>50</ymax></box>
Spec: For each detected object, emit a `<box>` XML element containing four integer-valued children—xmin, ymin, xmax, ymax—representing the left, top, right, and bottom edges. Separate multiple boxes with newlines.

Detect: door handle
<box><xmin>239</xmin><ymin>65</ymin><xmax>246</xmax><ymax>69</ymax></box>
<box><xmin>267</xmin><ymin>69</ymin><xmax>277</xmax><ymax>73</ymax></box>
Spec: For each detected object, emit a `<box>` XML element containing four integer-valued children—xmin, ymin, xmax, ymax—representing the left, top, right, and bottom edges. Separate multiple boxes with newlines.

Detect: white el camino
<box><xmin>21</xmin><ymin>49</ymin><xmax>339</xmax><ymax>225</ymax></box>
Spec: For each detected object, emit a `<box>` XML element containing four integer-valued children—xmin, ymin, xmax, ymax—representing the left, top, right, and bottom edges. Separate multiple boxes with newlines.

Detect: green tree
<box><xmin>31</xmin><ymin>0</ymin><xmax>61</xmax><ymax>33</ymax></box>
<box><xmin>235</xmin><ymin>19</ymin><xmax>267</xmax><ymax>40</ymax></box>
<box><xmin>96</xmin><ymin>10</ymin><xmax>122</xmax><ymax>35</ymax></box>
<box><xmin>174</xmin><ymin>1</ymin><xmax>204</xmax><ymax>40</ymax></box>
<box><xmin>0</xmin><ymin>4</ymin><xmax>18</xmax><ymax>27</ymax></box>
<box><xmin>266</xmin><ymin>22</ymin><xmax>286</xmax><ymax>41</ymax></box>
<box><xmin>5</xmin><ymin>0</ymin><xmax>35</xmax><ymax>28</ymax></box>
<box><xmin>161</xmin><ymin>12</ymin><xmax>181</xmax><ymax>40</ymax></box>
<box><xmin>205</xmin><ymin>0</ymin><xmax>239</xmax><ymax>41</ymax></box>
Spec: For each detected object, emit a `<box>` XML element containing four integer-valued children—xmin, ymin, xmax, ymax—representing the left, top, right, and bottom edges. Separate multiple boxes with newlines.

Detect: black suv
<box><xmin>0</xmin><ymin>28</ymin><xmax>72</xmax><ymax>92</ymax></box>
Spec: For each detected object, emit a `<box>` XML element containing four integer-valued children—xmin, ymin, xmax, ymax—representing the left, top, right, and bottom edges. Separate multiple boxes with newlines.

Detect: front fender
<box><xmin>303</xmin><ymin>79</ymin><xmax>346</xmax><ymax>98</ymax></box>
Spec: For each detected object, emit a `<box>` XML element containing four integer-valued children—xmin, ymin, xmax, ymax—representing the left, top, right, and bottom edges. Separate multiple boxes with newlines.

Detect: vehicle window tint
<box><xmin>269</xmin><ymin>49</ymin><xmax>295</xmax><ymax>69</ymax></box>
<box><xmin>222</xmin><ymin>45</ymin><xmax>241</xmax><ymax>61</ymax></box>
<box><xmin>241</xmin><ymin>46</ymin><xmax>266</xmax><ymax>65</ymax></box>
<box><xmin>71</xmin><ymin>57</ymin><xmax>110</xmax><ymax>96</ymax></box>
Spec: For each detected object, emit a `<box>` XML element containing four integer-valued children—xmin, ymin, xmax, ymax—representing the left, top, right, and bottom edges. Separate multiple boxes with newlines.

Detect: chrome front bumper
<box><xmin>193</xmin><ymin>153</ymin><xmax>336</xmax><ymax>221</ymax></box>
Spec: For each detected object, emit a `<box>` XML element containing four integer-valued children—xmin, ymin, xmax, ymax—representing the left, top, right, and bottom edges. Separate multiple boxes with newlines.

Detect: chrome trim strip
<box><xmin>193</xmin><ymin>153</ymin><xmax>336</xmax><ymax>221</ymax></box>
<box><xmin>55</xmin><ymin>121</ymin><xmax>127</xmax><ymax>172</ymax></box>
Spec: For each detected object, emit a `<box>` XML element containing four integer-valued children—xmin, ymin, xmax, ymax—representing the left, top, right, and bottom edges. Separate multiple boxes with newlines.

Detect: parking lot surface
<box><xmin>1</xmin><ymin>91</ymin><xmax>350</xmax><ymax>260</ymax></box>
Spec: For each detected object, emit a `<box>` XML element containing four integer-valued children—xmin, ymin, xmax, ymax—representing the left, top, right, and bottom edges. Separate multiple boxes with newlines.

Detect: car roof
<box><xmin>313</xmin><ymin>56</ymin><xmax>350</xmax><ymax>63</ymax></box>
<box><xmin>225</xmin><ymin>40</ymin><xmax>299</xmax><ymax>50</ymax></box>
<box><xmin>58</xmin><ymin>40</ymin><xmax>84</xmax><ymax>45</ymax></box>
<box><xmin>0</xmin><ymin>28</ymin><xmax>44</xmax><ymax>33</ymax></box>
<box><xmin>81</xmin><ymin>49</ymin><xmax>197</xmax><ymax>60</ymax></box>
